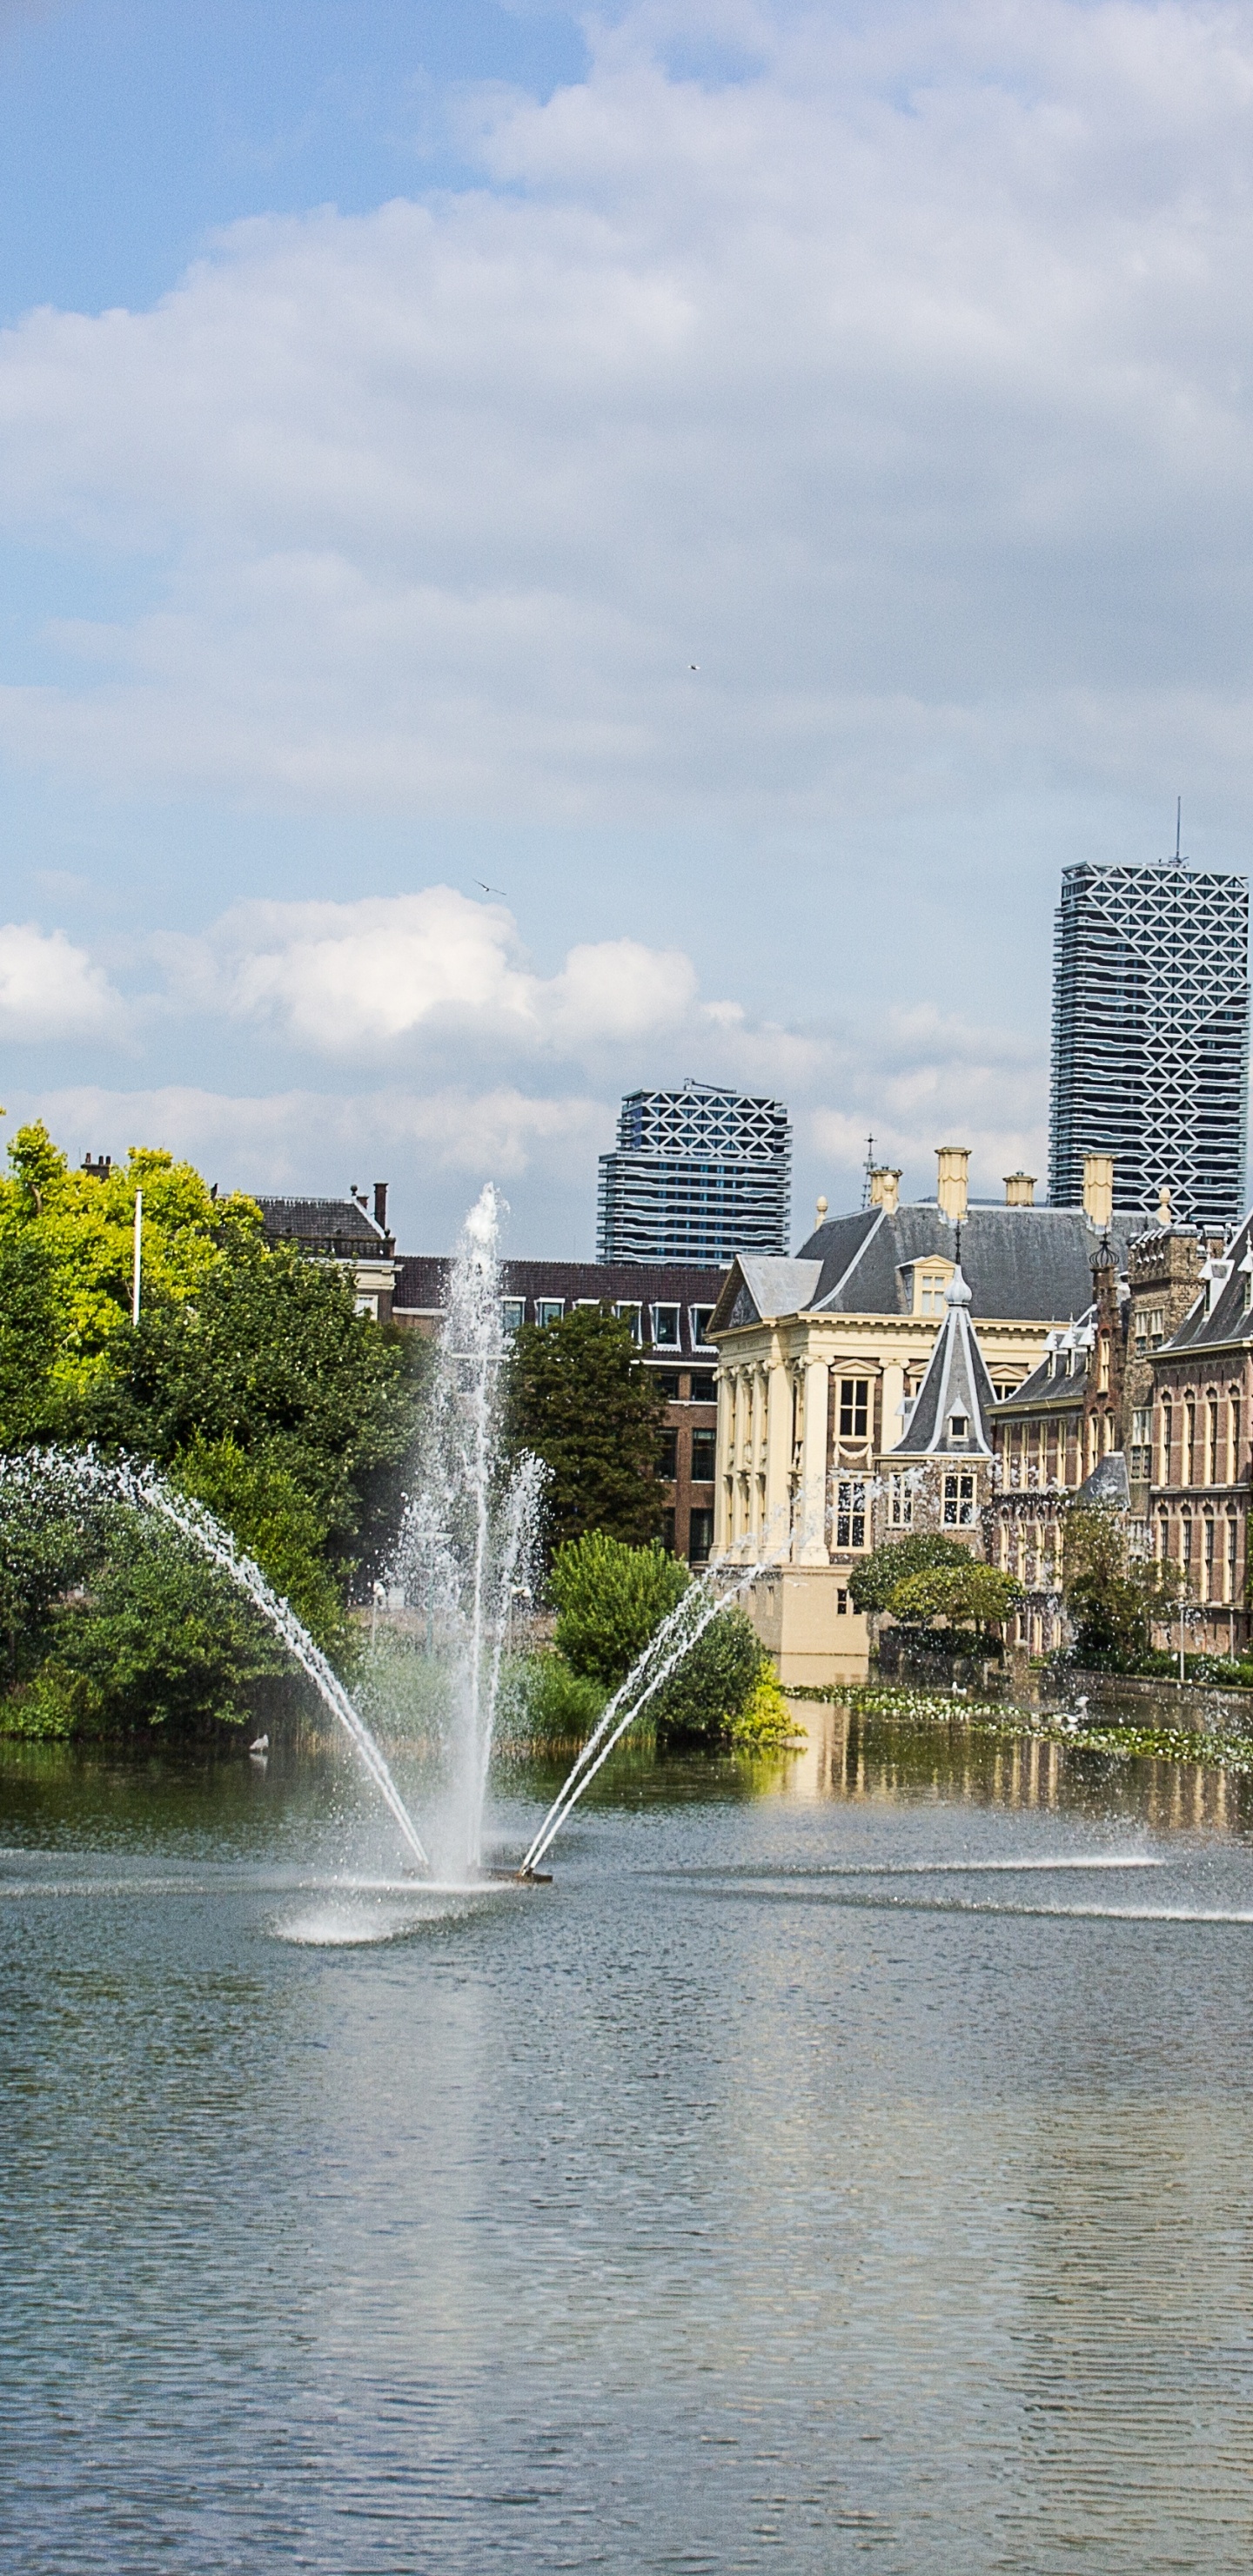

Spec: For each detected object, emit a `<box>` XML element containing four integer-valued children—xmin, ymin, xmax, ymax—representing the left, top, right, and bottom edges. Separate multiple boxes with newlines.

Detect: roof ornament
<box><xmin>1157</xmin><ymin>1184</ymin><xmax>1173</xmax><ymax>1226</ymax></box>
<box><xmin>945</xmin><ymin>1263</ymin><xmax>973</xmax><ymax>1310</ymax></box>
<box><xmin>861</xmin><ymin>1134</ymin><xmax>876</xmax><ymax>1211</ymax></box>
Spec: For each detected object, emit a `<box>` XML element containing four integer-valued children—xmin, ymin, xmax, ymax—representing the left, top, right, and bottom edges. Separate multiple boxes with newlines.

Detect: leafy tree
<box><xmin>506</xmin><ymin>1306</ymin><xmax>667</xmax><ymax>1553</ymax></box>
<box><xmin>0</xmin><ymin>1123</ymin><xmax>261</xmax><ymax>1411</ymax></box>
<box><xmin>30</xmin><ymin>1519</ymin><xmax>287</xmax><ymax>1736</ymax></box>
<box><xmin>887</xmin><ymin>1561</ymin><xmax>1022</xmax><ymax>1640</ymax></box>
<box><xmin>549</xmin><ymin>1530</ymin><xmax>767</xmax><ymax>1742</ymax></box>
<box><xmin>551</xmin><ymin>1530</ymin><xmax>689</xmax><ymax>1685</ymax></box>
<box><xmin>1062</xmin><ymin>1504</ymin><xmax>1181</xmax><ymax>1665</ymax></box>
<box><xmin>650</xmin><ymin>1604</ymin><xmax>767</xmax><ymax>1743</ymax></box>
<box><xmin>171</xmin><ymin>1433</ymin><xmax>345</xmax><ymax>1651</ymax></box>
<box><xmin>77</xmin><ymin>1244</ymin><xmax>428</xmax><ymax>1579</ymax></box>
<box><xmin>0</xmin><ymin>1233</ymin><xmax>62</xmax><ymax>1445</ymax></box>
<box><xmin>848</xmin><ymin>1533</ymin><xmax>972</xmax><ymax>1615</ymax></box>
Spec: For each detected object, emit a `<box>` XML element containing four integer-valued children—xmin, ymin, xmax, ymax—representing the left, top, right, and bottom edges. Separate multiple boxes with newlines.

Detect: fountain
<box><xmin>386</xmin><ymin>1184</ymin><xmax>546</xmax><ymax>1878</ymax></box>
<box><xmin>0</xmin><ymin>1446</ymin><xmax>432</xmax><ymax>1871</ymax></box>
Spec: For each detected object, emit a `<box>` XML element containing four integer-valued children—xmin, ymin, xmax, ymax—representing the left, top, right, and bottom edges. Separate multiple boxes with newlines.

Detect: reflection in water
<box><xmin>3</xmin><ymin>1713</ymin><xmax>1253</xmax><ymax>2573</ymax></box>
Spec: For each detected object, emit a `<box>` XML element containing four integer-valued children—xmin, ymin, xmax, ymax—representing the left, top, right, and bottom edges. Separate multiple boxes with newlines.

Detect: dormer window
<box><xmin>919</xmin><ymin>1270</ymin><xmax>948</xmax><ymax>1317</ymax></box>
<box><xmin>948</xmin><ymin>1412</ymin><xmax>968</xmax><ymax>1440</ymax></box>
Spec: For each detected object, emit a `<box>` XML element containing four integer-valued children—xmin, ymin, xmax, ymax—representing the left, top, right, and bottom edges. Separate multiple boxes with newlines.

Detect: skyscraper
<box><xmin>1049</xmin><ymin>859</ymin><xmax>1250</xmax><ymax>1226</ymax></box>
<box><xmin>597</xmin><ymin>1080</ymin><xmax>791</xmax><ymax>1265</ymax></box>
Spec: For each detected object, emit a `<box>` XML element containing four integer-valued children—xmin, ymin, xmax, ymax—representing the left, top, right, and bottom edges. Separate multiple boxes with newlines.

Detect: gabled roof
<box><xmin>256</xmin><ymin>1196</ymin><xmax>390</xmax><ymax>1258</ymax></box>
<box><xmin>708</xmin><ymin>1256</ymin><xmax>823</xmax><ymax>1333</ymax></box>
<box><xmin>1160</xmin><ymin>1214</ymin><xmax>1253</xmax><ymax>1352</ymax></box>
<box><xmin>888</xmin><ymin>1266</ymin><xmax>996</xmax><ymax>1458</ymax></box>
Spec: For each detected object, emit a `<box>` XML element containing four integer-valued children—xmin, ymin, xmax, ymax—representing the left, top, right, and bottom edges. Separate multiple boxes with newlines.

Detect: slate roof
<box><xmin>989</xmin><ymin>1311</ymin><xmax>1096</xmax><ymax>1418</ymax></box>
<box><xmin>709</xmin><ymin>1198</ymin><xmax>1149</xmax><ymax>1332</ymax></box>
<box><xmin>392</xmin><ymin>1256</ymin><xmax>727</xmax><ymax>1358</ymax></box>
<box><xmin>1077</xmin><ymin>1452</ymin><xmax>1130</xmax><ymax>1507</ymax></box>
<box><xmin>257</xmin><ymin>1197</ymin><xmax>390</xmax><ymax>1259</ymax></box>
<box><xmin>1158</xmin><ymin>1214</ymin><xmax>1253</xmax><ymax>1354</ymax></box>
<box><xmin>889</xmin><ymin>1267</ymin><xmax>996</xmax><ymax>1457</ymax></box>
<box><xmin>794</xmin><ymin>1202</ymin><xmax>1148</xmax><ymax>1322</ymax></box>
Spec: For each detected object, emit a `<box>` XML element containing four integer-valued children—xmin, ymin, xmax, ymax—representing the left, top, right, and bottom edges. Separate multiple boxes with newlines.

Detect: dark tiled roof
<box><xmin>891</xmin><ymin>1278</ymin><xmax>996</xmax><ymax>1456</ymax></box>
<box><xmin>1078</xmin><ymin>1452</ymin><xmax>1130</xmax><ymax>1506</ymax></box>
<box><xmin>795</xmin><ymin>1202</ymin><xmax>1148</xmax><ymax>1323</ymax></box>
<box><xmin>990</xmin><ymin>1311</ymin><xmax>1095</xmax><ymax>1416</ymax></box>
<box><xmin>393</xmin><ymin>1256</ymin><xmax>727</xmax><ymax>1358</ymax></box>
<box><xmin>257</xmin><ymin>1197</ymin><xmax>387</xmax><ymax>1258</ymax></box>
<box><xmin>1160</xmin><ymin>1214</ymin><xmax>1253</xmax><ymax>1352</ymax></box>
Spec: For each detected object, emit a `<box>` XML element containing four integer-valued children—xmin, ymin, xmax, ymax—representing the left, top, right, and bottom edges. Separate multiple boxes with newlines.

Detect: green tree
<box><xmin>848</xmin><ymin>1533</ymin><xmax>972</xmax><ymax>1615</ymax></box>
<box><xmin>77</xmin><ymin>1244</ymin><xmax>428</xmax><ymax>1580</ymax></box>
<box><xmin>0</xmin><ymin>1232</ymin><xmax>62</xmax><ymax>1445</ymax></box>
<box><xmin>551</xmin><ymin>1529</ymin><xmax>689</xmax><ymax>1685</ymax></box>
<box><xmin>30</xmin><ymin>1520</ymin><xmax>288</xmax><ymax>1736</ymax></box>
<box><xmin>506</xmin><ymin>1306</ymin><xmax>667</xmax><ymax>1553</ymax></box>
<box><xmin>171</xmin><ymin>1433</ymin><xmax>345</xmax><ymax>1652</ymax></box>
<box><xmin>1062</xmin><ymin>1504</ymin><xmax>1181</xmax><ymax>1665</ymax></box>
<box><xmin>650</xmin><ymin>1604</ymin><xmax>767</xmax><ymax>1742</ymax></box>
<box><xmin>0</xmin><ymin>1122</ymin><xmax>261</xmax><ymax>1412</ymax></box>
<box><xmin>887</xmin><ymin>1561</ymin><xmax>1022</xmax><ymax>1640</ymax></box>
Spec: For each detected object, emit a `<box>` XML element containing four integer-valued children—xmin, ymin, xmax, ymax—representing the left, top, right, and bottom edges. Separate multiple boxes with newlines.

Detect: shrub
<box><xmin>551</xmin><ymin>1531</ymin><xmax>690</xmax><ymax>1687</ymax></box>
<box><xmin>731</xmin><ymin>1667</ymin><xmax>803</xmax><ymax>1748</ymax></box>
<box><xmin>848</xmin><ymin>1533</ymin><xmax>972</xmax><ymax>1616</ymax></box>
<box><xmin>518</xmin><ymin>1652</ymin><xmax>606</xmax><ymax>1741</ymax></box>
<box><xmin>887</xmin><ymin>1561</ymin><xmax>1022</xmax><ymax>1640</ymax></box>
<box><xmin>1062</xmin><ymin>1504</ymin><xmax>1182</xmax><ymax>1664</ymax></box>
<box><xmin>650</xmin><ymin>1604</ymin><xmax>767</xmax><ymax>1742</ymax></box>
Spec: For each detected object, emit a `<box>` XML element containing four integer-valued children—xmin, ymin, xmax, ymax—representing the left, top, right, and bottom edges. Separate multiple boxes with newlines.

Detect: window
<box><xmin>1232</xmin><ymin>1395</ymin><xmax>1243</xmax><ymax>1478</ymax></box>
<box><xmin>943</xmin><ymin>1472</ymin><xmax>975</xmax><ymax>1526</ymax></box>
<box><xmin>654</xmin><ymin>1371</ymin><xmax>681</xmax><ymax>1399</ymax></box>
<box><xmin>888</xmin><ymin>1472</ymin><xmax>913</xmax><ymax>1529</ymax></box>
<box><xmin>1130</xmin><ymin>1408</ymin><xmax>1150</xmax><ymax>1480</ymax></box>
<box><xmin>1229</xmin><ymin>1513</ymin><xmax>1239</xmax><ymax>1600</ymax></box>
<box><xmin>614</xmin><ymin>1301</ymin><xmax>642</xmax><ymax>1345</ymax></box>
<box><xmin>948</xmin><ymin>1412</ymin><xmax>968</xmax><ymax>1441</ymax></box>
<box><xmin>835</xmin><ymin>1479</ymin><xmax>867</xmax><ymax>1548</ymax></box>
<box><xmin>1156</xmin><ymin>1511</ymin><xmax>1169</xmax><ymax>1558</ymax></box>
<box><xmin>1149</xmin><ymin>1307</ymin><xmax>1165</xmax><ymax>1349</ymax></box>
<box><xmin>354</xmin><ymin>1293</ymin><xmax>379</xmax><ymax>1319</ymax></box>
<box><xmin>1208</xmin><ymin>1398</ymin><xmax>1219</xmax><ymax>1484</ymax></box>
<box><xmin>1160</xmin><ymin>1401</ymin><xmax>1173</xmax><ymax>1483</ymax></box>
<box><xmin>1181</xmin><ymin>1514</ymin><xmax>1193</xmax><ymax>1582</ymax></box>
<box><xmin>659</xmin><ymin>1428</ymin><xmax>678</xmax><ymax>1479</ymax></box>
<box><xmin>918</xmin><ymin>1270</ymin><xmax>948</xmax><ymax>1316</ymax></box>
<box><xmin>661</xmin><ymin>1509</ymin><xmax>676</xmax><ymax>1553</ymax></box>
<box><xmin>1184</xmin><ymin>1402</ymin><xmax>1196</xmax><ymax>1486</ymax></box>
<box><xmin>536</xmin><ymin>1298</ymin><xmax>564</xmax><ymax>1327</ymax></box>
<box><xmin>835</xmin><ymin>1587</ymin><xmax>848</xmax><ymax>1614</ymax></box>
<box><xmin>500</xmin><ymin>1297</ymin><xmax>525</xmax><ymax>1332</ymax></box>
<box><xmin>1203</xmin><ymin>1515</ymin><xmax>1216</xmax><ymax>1600</ymax></box>
<box><xmin>691</xmin><ymin>1428</ymin><xmax>717</xmax><ymax>1482</ymax></box>
<box><xmin>690</xmin><ymin>1306</ymin><xmax>716</xmax><ymax>1348</ymax></box>
<box><xmin>651</xmin><ymin>1303</ymin><xmax>680</xmax><ymax>1347</ymax></box>
<box><xmin>839</xmin><ymin>1380</ymin><xmax>869</xmax><ymax>1440</ymax></box>
<box><xmin>689</xmin><ymin>1372</ymin><xmax>717</xmax><ymax>1402</ymax></box>
<box><xmin>688</xmin><ymin>1509</ymin><xmax>714</xmax><ymax>1563</ymax></box>
<box><xmin>1098</xmin><ymin>1337</ymin><xmax>1110</xmax><ymax>1392</ymax></box>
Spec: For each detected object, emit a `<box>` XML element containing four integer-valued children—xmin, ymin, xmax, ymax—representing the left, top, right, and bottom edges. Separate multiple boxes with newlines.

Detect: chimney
<box><xmin>1157</xmin><ymin>1184</ymin><xmax>1173</xmax><ymax>1227</ymax></box>
<box><xmin>935</xmin><ymin>1146</ymin><xmax>969</xmax><ymax>1225</ymax></box>
<box><xmin>1003</xmin><ymin>1171</ymin><xmax>1035</xmax><ymax>1207</ymax></box>
<box><xmin>373</xmin><ymin>1181</ymin><xmax>389</xmax><ymax>1232</ymax></box>
<box><xmin>869</xmin><ymin>1166</ymin><xmax>901</xmax><ymax>1214</ymax></box>
<box><xmin>1082</xmin><ymin>1152</ymin><xmax>1114</xmax><ymax>1230</ymax></box>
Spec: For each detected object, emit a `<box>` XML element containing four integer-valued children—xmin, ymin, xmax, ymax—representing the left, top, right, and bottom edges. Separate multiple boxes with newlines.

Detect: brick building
<box><xmin>392</xmin><ymin>1256</ymin><xmax>726</xmax><ymax>1564</ymax></box>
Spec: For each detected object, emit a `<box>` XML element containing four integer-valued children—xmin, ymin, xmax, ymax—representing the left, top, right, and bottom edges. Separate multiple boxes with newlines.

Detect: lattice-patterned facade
<box><xmin>1049</xmin><ymin>862</ymin><xmax>1250</xmax><ymax>1225</ymax></box>
<box><xmin>597</xmin><ymin>1080</ymin><xmax>791</xmax><ymax>1265</ymax></box>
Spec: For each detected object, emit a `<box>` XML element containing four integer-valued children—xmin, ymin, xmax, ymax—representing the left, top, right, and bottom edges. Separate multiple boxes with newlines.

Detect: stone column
<box><xmin>764</xmin><ymin>1357</ymin><xmax>793</xmax><ymax>1556</ymax></box>
<box><xmin>797</xmin><ymin>1356</ymin><xmax>831</xmax><ymax>1565</ymax></box>
<box><xmin>749</xmin><ymin>1369</ymin><xmax>765</xmax><ymax>1547</ymax></box>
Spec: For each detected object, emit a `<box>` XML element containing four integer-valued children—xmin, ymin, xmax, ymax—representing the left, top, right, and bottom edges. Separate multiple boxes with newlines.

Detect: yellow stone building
<box><xmin>707</xmin><ymin>1147</ymin><xmax>1132</xmax><ymax>1686</ymax></box>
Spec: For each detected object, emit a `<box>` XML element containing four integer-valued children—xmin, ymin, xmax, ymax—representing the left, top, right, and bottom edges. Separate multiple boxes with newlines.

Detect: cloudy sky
<box><xmin>1</xmin><ymin>0</ymin><xmax>1250</xmax><ymax>1253</ymax></box>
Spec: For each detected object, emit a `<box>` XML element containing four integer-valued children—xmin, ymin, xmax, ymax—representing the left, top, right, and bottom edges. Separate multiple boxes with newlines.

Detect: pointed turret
<box><xmin>890</xmin><ymin>1262</ymin><xmax>996</xmax><ymax>1459</ymax></box>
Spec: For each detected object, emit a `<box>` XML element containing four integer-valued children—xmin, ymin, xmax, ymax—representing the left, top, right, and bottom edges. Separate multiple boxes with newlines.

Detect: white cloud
<box><xmin>1</xmin><ymin>3</ymin><xmax>1253</xmax><ymax>817</ymax></box>
<box><xmin>0</xmin><ymin>922</ymin><xmax>120</xmax><ymax>1043</ymax></box>
<box><xmin>157</xmin><ymin>886</ymin><xmax>737</xmax><ymax>1063</ymax></box>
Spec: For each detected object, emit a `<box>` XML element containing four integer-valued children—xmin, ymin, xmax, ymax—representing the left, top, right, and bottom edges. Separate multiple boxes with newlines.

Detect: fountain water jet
<box><xmin>388</xmin><ymin>1184</ymin><xmax>544</xmax><ymax>1878</ymax></box>
<box><xmin>0</xmin><ymin>1447</ymin><xmax>431</xmax><ymax>1871</ymax></box>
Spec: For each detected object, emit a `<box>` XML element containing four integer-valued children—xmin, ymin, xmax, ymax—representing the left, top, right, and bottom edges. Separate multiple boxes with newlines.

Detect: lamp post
<box><xmin>131</xmin><ymin>1189</ymin><xmax>143</xmax><ymax>1326</ymax></box>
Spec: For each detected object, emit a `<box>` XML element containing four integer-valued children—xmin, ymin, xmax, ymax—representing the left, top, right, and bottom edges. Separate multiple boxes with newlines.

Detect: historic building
<box><xmin>597</xmin><ymin>1079</ymin><xmax>791</xmax><ymax>1265</ymax></box>
<box><xmin>392</xmin><ymin>1255</ymin><xmax>726</xmax><ymax>1565</ymax></box>
<box><xmin>255</xmin><ymin>1184</ymin><xmax>398</xmax><ymax>1321</ymax></box>
<box><xmin>709</xmin><ymin>1147</ymin><xmax>1140</xmax><ymax>1684</ymax></box>
<box><xmin>1145</xmin><ymin>1212</ymin><xmax>1253</xmax><ymax>1654</ymax></box>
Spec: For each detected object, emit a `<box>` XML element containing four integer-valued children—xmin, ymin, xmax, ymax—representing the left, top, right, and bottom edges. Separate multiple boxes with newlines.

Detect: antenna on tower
<box><xmin>861</xmin><ymin>1134</ymin><xmax>876</xmax><ymax>1210</ymax></box>
<box><xmin>1176</xmin><ymin>796</ymin><xmax>1182</xmax><ymax>863</ymax></box>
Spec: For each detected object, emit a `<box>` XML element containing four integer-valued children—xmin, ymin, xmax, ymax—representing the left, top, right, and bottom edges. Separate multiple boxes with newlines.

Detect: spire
<box><xmin>889</xmin><ymin>1258</ymin><xmax>995</xmax><ymax>1459</ymax></box>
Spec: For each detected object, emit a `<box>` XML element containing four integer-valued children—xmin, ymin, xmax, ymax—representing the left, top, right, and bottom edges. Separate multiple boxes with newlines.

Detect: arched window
<box><xmin>1203</xmin><ymin>1511</ymin><xmax>1216</xmax><ymax>1600</ymax></box>
<box><xmin>1160</xmin><ymin>1400</ymin><xmax>1173</xmax><ymax>1486</ymax></box>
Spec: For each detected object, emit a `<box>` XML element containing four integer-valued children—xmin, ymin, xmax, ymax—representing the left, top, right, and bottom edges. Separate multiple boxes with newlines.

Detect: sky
<box><xmin>2</xmin><ymin>0</ymin><xmax>1252</xmax><ymax>1255</ymax></box>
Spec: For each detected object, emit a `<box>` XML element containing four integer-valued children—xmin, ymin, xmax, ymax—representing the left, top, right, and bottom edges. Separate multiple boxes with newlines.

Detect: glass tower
<box><xmin>597</xmin><ymin>1081</ymin><xmax>791</xmax><ymax>1265</ymax></box>
<box><xmin>1049</xmin><ymin>861</ymin><xmax>1250</xmax><ymax>1226</ymax></box>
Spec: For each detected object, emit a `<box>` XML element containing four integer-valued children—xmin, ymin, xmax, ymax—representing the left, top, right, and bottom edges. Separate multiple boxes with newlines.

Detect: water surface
<box><xmin>3</xmin><ymin>1707</ymin><xmax>1253</xmax><ymax>2573</ymax></box>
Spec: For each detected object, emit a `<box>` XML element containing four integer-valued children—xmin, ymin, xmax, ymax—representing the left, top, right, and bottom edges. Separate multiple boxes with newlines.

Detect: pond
<box><xmin>3</xmin><ymin>1704</ymin><xmax>1253</xmax><ymax>2574</ymax></box>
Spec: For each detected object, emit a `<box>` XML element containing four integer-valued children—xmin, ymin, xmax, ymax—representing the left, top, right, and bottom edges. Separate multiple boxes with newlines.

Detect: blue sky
<box><xmin>1</xmin><ymin>0</ymin><xmax>1250</xmax><ymax>1251</ymax></box>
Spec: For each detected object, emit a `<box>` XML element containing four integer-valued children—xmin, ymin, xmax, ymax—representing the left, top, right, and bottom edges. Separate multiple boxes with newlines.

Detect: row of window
<box><xmin>1154</xmin><ymin>1507</ymin><xmax>1241</xmax><ymax>1603</ymax></box>
<box><xmin>1156</xmin><ymin>1392</ymin><xmax>1243</xmax><ymax>1487</ymax></box>
<box><xmin>500</xmin><ymin>1297</ymin><xmax>717</xmax><ymax>1348</ymax></box>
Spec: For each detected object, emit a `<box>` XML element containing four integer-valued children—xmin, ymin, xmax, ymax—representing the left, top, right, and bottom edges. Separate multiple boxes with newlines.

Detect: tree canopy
<box><xmin>887</xmin><ymin>1561</ymin><xmax>1022</xmax><ymax>1639</ymax></box>
<box><xmin>1062</xmin><ymin>1504</ymin><xmax>1181</xmax><ymax>1666</ymax></box>
<box><xmin>848</xmin><ymin>1533</ymin><xmax>973</xmax><ymax>1615</ymax></box>
<box><xmin>506</xmin><ymin>1305</ymin><xmax>667</xmax><ymax>1553</ymax></box>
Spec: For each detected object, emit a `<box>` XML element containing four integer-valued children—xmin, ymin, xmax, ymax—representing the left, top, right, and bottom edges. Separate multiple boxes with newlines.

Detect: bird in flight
<box><xmin>689</xmin><ymin>662</ymin><xmax>700</xmax><ymax>671</ymax></box>
<box><xmin>475</xmin><ymin>880</ymin><xmax>507</xmax><ymax>897</ymax></box>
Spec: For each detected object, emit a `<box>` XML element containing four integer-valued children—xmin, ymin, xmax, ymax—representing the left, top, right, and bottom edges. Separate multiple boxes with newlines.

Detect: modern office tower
<box><xmin>597</xmin><ymin>1079</ymin><xmax>791</xmax><ymax>1265</ymax></box>
<box><xmin>1049</xmin><ymin>859</ymin><xmax>1250</xmax><ymax>1226</ymax></box>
